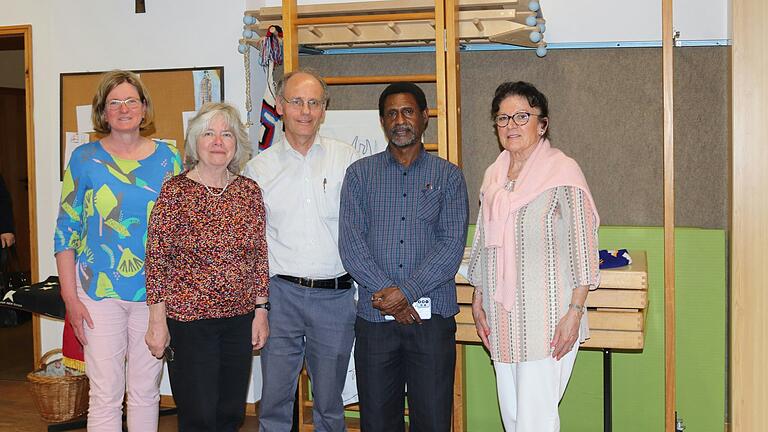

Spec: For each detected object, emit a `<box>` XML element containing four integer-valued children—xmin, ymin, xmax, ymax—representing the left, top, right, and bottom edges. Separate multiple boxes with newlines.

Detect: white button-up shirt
<box><xmin>243</xmin><ymin>135</ymin><xmax>360</xmax><ymax>279</ymax></box>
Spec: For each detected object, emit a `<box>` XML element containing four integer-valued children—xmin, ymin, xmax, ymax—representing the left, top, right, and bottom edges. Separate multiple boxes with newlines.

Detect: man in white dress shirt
<box><xmin>243</xmin><ymin>69</ymin><xmax>360</xmax><ymax>432</ymax></box>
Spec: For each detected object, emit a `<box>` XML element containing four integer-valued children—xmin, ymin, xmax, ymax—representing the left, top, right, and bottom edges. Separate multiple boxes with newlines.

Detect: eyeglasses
<box><xmin>106</xmin><ymin>98</ymin><xmax>142</xmax><ymax>111</ymax></box>
<box><xmin>494</xmin><ymin>112</ymin><xmax>542</xmax><ymax>128</ymax></box>
<box><xmin>280</xmin><ymin>96</ymin><xmax>326</xmax><ymax>112</ymax></box>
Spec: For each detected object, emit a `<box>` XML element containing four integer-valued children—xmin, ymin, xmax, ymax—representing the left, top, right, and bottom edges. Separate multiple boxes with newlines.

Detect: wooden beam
<box><xmin>23</xmin><ymin>25</ymin><xmax>39</xmax><ymax>371</ymax></box>
<box><xmin>445</xmin><ymin>0</ymin><xmax>463</xmax><ymax>167</ymax></box>
<box><xmin>297</xmin><ymin>11</ymin><xmax>435</xmax><ymax>26</ymax></box>
<box><xmin>324</xmin><ymin>74</ymin><xmax>436</xmax><ymax>85</ymax></box>
<box><xmin>661</xmin><ymin>0</ymin><xmax>676</xmax><ymax>430</ymax></box>
<box><xmin>253</xmin><ymin>0</ymin><xmax>523</xmax><ymax>20</ymax></box>
<box><xmin>731</xmin><ymin>0</ymin><xmax>768</xmax><ymax>430</ymax></box>
<box><xmin>434</xmin><ymin>0</ymin><xmax>448</xmax><ymax>161</ymax></box>
<box><xmin>282</xmin><ymin>0</ymin><xmax>299</xmax><ymax>73</ymax></box>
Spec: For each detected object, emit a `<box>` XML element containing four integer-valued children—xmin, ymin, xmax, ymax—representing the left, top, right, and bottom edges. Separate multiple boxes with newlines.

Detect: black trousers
<box><xmin>354</xmin><ymin>315</ymin><xmax>456</xmax><ymax>432</ymax></box>
<box><xmin>167</xmin><ymin>312</ymin><xmax>254</xmax><ymax>432</ymax></box>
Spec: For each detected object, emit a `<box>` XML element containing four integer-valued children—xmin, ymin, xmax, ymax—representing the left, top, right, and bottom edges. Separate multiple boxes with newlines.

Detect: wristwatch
<box><xmin>255</xmin><ymin>302</ymin><xmax>271</xmax><ymax>311</ymax></box>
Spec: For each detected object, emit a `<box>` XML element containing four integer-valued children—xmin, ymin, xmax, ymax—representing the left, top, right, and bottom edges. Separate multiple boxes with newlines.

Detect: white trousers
<box><xmin>493</xmin><ymin>342</ymin><xmax>579</xmax><ymax>432</ymax></box>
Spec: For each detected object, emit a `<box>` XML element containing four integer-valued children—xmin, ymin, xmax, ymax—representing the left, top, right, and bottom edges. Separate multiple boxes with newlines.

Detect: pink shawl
<box><xmin>480</xmin><ymin>138</ymin><xmax>599</xmax><ymax>311</ymax></box>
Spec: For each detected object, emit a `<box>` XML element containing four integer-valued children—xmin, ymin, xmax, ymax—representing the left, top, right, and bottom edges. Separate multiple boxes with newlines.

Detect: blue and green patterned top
<box><xmin>54</xmin><ymin>140</ymin><xmax>182</xmax><ymax>302</ymax></box>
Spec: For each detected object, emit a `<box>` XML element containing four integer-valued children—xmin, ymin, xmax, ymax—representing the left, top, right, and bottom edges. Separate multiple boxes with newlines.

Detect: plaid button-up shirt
<box><xmin>339</xmin><ymin>147</ymin><xmax>469</xmax><ymax>322</ymax></box>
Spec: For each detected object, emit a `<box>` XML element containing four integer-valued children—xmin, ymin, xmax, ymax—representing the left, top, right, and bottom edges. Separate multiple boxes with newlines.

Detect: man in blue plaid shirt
<box><xmin>339</xmin><ymin>82</ymin><xmax>469</xmax><ymax>431</ymax></box>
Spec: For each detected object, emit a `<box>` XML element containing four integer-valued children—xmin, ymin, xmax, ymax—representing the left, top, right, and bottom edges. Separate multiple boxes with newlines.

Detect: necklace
<box><xmin>194</xmin><ymin>167</ymin><xmax>231</xmax><ymax>197</ymax></box>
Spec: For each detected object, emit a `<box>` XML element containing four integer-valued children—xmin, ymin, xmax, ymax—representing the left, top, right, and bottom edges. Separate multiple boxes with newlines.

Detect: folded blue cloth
<box><xmin>599</xmin><ymin>249</ymin><xmax>632</xmax><ymax>269</ymax></box>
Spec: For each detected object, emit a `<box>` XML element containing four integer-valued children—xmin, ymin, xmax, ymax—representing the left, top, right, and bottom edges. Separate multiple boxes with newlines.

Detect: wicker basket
<box><xmin>27</xmin><ymin>349</ymin><xmax>89</xmax><ymax>422</ymax></box>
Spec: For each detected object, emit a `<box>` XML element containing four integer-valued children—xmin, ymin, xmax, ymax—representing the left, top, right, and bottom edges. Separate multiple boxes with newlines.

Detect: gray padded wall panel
<box><xmin>299</xmin><ymin>46</ymin><xmax>728</xmax><ymax>228</ymax></box>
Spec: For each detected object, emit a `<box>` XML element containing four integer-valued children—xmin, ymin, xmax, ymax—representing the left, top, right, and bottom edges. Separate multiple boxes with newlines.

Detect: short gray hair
<box><xmin>184</xmin><ymin>102</ymin><xmax>251</xmax><ymax>173</ymax></box>
<box><xmin>276</xmin><ymin>68</ymin><xmax>329</xmax><ymax>103</ymax></box>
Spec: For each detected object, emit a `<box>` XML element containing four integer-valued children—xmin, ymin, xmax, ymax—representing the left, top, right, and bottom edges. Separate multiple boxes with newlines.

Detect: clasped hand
<box><xmin>371</xmin><ymin>286</ymin><xmax>421</xmax><ymax>325</ymax></box>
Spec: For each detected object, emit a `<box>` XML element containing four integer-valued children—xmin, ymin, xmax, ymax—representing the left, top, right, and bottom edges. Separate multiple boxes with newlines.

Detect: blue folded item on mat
<box><xmin>599</xmin><ymin>249</ymin><xmax>632</xmax><ymax>269</ymax></box>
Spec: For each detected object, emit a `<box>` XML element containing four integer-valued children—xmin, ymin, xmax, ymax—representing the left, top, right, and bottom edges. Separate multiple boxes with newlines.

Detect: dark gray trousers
<box><xmin>259</xmin><ymin>276</ymin><xmax>356</xmax><ymax>432</ymax></box>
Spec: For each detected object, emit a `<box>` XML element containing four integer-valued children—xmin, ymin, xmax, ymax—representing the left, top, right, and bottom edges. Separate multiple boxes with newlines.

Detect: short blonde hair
<box><xmin>91</xmin><ymin>70</ymin><xmax>154</xmax><ymax>134</ymax></box>
<box><xmin>184</xmin><ymin>102</ymin><xmax>251</xmax><ymax>173</ymax></box>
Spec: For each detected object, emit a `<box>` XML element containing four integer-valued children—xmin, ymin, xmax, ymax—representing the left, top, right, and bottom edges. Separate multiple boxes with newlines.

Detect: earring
<box><xmin>538</xmin><ymin>131</ymin><xmax>544</xmax><ymax>136</ymax></box>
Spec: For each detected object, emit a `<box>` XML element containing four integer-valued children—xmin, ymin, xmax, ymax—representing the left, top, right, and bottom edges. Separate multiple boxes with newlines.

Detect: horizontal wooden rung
<box><xmin>457</xmin><ymin>323</ymin><xmax>481</xmax><ymax>343</ymax></box>
<box><xmin>457</xmin><ymin>284</ymin><xmax>474</xmax><ymax>303</ymax></box>
<box><xmin>297</xmin><ymin>11</ymin><xmax>435</xmax><ymax>26</ymax></box>
<box><xmin>325</xmin><ymin>74</ymin><xmax>436</xmax><ymax>85</ymax></box>
<box><xmin>599</xmin><ymin>251</ymin><xmax>648</xmax><ymax>290</ymax></box>
<box><xmin>587</xmin><ymin>288</ymin><xmax>647</xmax><ymax>309</ymax></box>
<box><xmin>581</xmin><ymin>329</ymin><xmax>644</xmax><ymax>350</ymax></box>
<box><xmin>589</xmin><ymin>310</ymin><xmax>644</xmax><ymax>331</ymax></box>
<box><xmin>456</xmin><ymin>305</ymin><xmax>473</xmax><ymax>324</ymax></box>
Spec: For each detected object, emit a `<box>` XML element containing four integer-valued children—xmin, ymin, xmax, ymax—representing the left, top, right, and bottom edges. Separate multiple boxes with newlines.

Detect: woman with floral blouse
<box><xmin>144</xmin><ymin>102</ymin><xmax>269</xmax><ymax>431</ymax></box>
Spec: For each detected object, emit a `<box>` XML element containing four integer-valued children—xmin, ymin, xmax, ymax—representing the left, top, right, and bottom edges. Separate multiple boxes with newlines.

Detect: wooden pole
<box><xmin>282</xmin><ymin>0</ymin><xmax>298</xmax><ymax>73</ymax></box>
<box><xmin>661</xmin><ymin>0</ymin><xmax>675</xmax><ymax>431</ymax></box>
<box><xmin>434</xmin><ymin>0</ymin><xmax>448</xmax><ymax>161</ymax></box>
<box><xmin>444</xmin><ymin>0</ymin><xmax>462</xmax><ymax>167</ymax></box>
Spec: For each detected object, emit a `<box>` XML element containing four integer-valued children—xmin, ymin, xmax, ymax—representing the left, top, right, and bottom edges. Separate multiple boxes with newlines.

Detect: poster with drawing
<box><xmin>320</xmin><ymin>110</ymin><xmax>388</xmax><ymax>157</ymax></box>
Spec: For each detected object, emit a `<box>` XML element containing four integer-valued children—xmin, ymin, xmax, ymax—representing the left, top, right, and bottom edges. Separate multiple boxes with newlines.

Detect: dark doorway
<box><xmin>0</xmin><ymin>32</ymin><xmax>33</xmax><ymax>381</ymax></box>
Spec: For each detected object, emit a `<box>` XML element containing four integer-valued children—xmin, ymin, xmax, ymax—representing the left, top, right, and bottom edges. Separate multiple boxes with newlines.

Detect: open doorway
<box><xmin>0</xmin><ymin>25</ymin><xmax>38</xmax><ymax>381</ymax></box>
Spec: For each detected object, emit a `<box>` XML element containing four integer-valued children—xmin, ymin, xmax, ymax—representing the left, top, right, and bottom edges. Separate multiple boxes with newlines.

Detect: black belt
<box><xmin>276</xmin><ymin>273</ymin><xmax>353</xmax><ymax>289</ymax></box>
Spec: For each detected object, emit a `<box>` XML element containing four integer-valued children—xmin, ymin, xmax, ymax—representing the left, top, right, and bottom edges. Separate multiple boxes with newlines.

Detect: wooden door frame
<box><xmin>0</xmin><ymin>24</ymin><xmax>40</xmax><ymax>364</ymax></box>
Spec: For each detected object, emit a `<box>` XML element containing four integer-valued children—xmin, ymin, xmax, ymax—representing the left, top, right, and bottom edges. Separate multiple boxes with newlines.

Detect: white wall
<box><xmin>546</xmin><ymin>0</ymin><xmax>729</xmax><ymax>43</ymax></box>
<box><xmin>0</xmin><ymin>0</ymin><xmax>263</xmax><ymax>401</ymax></box>
<box><xmin>0</xmin><ymin>50</ymin><xmax>25</xmax><ymax>88</ymax></box>
<box><xmin>250</xmin><ymin>0</ymin><xmax>731</xmax><ymax>42</ymax></box>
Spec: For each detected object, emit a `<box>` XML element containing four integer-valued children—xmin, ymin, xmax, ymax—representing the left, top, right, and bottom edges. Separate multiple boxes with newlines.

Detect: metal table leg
<box><xmin>603</xmin><ymin>348</ymin><xmax>612</xmax><ymax>432</ymax></box>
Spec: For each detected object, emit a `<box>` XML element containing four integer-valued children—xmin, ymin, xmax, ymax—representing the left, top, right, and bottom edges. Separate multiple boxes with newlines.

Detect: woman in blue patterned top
<box><xmin>54</xmin><ymin>70</ymin><xmax>181</xmax><ymax>431</ymax></box>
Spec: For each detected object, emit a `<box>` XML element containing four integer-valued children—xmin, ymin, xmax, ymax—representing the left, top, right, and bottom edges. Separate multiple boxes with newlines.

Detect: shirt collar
<box><xmin>384</xmin><ymin>144</ymin><xmax>427</xmax><ymax>169</ymax></box>
<box><xmin>279</xmin><ymin>134</ymin><xmax>325</xmax><ymax>159</ymax></box>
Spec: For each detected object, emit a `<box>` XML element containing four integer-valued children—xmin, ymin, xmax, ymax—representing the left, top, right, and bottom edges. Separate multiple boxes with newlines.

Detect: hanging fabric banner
<box><xmin>252</xmin><ymin>25</ymin><xmax>283</xmax><ymax>154</ymax></box>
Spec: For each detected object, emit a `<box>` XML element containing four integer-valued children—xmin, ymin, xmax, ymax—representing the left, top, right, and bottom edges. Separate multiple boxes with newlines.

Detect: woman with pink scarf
<box><xmin>468</xmin><ymin>81</ymin><xmax>600</xmax><ymax>431</ymax></box>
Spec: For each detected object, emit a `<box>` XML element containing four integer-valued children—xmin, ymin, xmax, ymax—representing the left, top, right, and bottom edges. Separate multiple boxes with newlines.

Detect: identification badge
<box><xmin>385</xmin><ymin>297</ymin><xmax>432</xmax><ymax>321</ymax></box>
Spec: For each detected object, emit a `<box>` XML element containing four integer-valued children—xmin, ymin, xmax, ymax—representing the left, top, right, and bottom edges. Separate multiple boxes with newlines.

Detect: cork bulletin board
<box><xmin>59</xmin><ymin>66</ymin><xmax>224</xmax><ymax>177</ymax></box>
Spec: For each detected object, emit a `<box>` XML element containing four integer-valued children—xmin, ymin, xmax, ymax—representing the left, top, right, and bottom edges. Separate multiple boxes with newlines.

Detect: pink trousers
<box><xmin>78</xmin><ymin>288</ymin><xmax>163</xmax><ymax>431</ymax></box>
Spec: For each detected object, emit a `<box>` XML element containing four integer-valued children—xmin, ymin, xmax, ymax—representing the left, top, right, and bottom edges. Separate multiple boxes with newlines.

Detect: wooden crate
<box><xmin>455</xmin><ymin>250</ymin><xmax>649</xmax><ymax>350</ymax></box>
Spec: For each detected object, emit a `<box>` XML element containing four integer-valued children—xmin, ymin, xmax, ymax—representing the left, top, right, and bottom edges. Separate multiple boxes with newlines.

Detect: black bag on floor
<box><xmin>0</xmin><ymin>246</ymin><xmax>31</xmax><ymax>327</ymax></box>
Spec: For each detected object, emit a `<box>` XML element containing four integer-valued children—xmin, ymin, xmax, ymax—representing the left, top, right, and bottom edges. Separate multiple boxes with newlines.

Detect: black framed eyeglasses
<box><xmin>494</xmin><ymin>112</ymin><xmax>542</xmax><ymax>128</ymax></box>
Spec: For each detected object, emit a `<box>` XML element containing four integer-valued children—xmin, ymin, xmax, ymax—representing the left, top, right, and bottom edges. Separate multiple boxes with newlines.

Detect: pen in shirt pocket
<box><xmin>323</xmin><ymin>177</ymin><xmax>327</xmax><ymax>193</ymax></box>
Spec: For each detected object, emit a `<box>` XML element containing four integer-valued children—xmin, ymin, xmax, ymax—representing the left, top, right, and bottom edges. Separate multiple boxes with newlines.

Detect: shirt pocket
<box><xmin>319</xmin><ymin>175</ymin><xmax>343</xmax><ymax>220</ymax></box>
<box><xmin>416</xmin><ymin>188</ymin><xmax>442</xmax><ymax>222</ymax></box>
